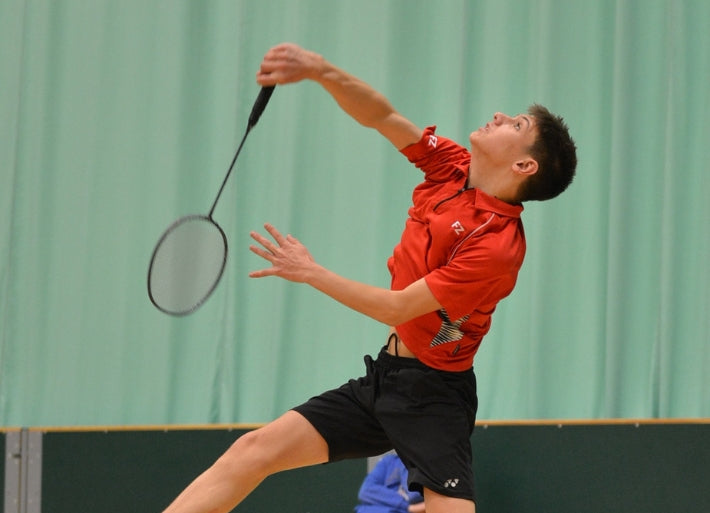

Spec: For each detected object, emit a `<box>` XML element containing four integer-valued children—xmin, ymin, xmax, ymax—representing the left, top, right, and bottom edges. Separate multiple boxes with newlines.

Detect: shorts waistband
<box><xmin>375</xmin><ymin>346</ymin><xmax>431</xmax><ymax>371</ymax></box>
<box><xmin>374</xmin><ymin>347</ymin><xmax>475</xmax><ymax>378</ymax></box>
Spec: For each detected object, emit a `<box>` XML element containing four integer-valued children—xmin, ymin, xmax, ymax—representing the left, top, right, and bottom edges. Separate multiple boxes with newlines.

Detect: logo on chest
<box><xmin>451</xmin><ymin>220</ymin><xmax>465</xmax><ymax>235</ymax></box>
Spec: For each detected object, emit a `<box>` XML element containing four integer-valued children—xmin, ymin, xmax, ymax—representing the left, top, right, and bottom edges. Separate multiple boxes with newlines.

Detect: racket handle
<box><xmin>248</xmin><ymin>86</ymin><xmax>275</xmax><ymax>129</ymax></box>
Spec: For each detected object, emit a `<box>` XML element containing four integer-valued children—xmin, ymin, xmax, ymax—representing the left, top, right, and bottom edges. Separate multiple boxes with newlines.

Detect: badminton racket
<box><xmin>147</xmin><ymin>86</ymin><xmax>275</xmax><ymax>316</ymax></box>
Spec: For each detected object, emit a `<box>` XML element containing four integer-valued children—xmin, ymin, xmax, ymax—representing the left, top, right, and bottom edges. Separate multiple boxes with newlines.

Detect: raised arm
<box><xmin>256</xmin><ymin>43</ymin><xmax>422</xmax><ymax>150</ymax></box>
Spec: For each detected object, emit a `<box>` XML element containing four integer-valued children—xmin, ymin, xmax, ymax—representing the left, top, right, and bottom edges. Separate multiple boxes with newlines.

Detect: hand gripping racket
<box><xmin>147</xmin><ymin>86</ymin><xmax>275</xmax><ymax>316</ymax></box>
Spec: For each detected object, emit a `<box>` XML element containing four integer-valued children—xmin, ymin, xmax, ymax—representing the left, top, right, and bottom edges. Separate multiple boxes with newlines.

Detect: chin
<box><xmin>469</xmin><ymin>132</ymin><xmax>481</xmax><ymax>150</ymax></box>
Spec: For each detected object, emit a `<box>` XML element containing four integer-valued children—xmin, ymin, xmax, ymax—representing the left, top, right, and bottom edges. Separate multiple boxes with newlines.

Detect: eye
<box><xmin>514</xmin><ymin>122</ymin><xmax>521</xmax><ymax>130</ymax></box>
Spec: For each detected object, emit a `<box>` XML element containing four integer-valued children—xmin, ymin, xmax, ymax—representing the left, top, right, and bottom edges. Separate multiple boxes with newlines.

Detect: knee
<box><xmin>214</xmin><ymin>428</ymin><xmax>275</xmax><ymax>476</ymax></box>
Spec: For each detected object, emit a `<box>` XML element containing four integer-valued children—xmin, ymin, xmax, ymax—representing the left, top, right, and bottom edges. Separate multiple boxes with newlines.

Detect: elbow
<box><xmin>377</xmin><ymin>294</ymin><xmax>417</xmax><ymax>327</ymax></box>
<box><xmin>379</xmin><ymin>310</ymin><xmax>407</xmax><ymax>327</ymax></box>
<box><xmin>376</xmin><ymin>280</ymin><xmax>442</xmax><ymax>326</ymax></box>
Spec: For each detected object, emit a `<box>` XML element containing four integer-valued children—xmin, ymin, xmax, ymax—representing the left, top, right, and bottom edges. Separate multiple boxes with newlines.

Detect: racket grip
<box><xmin>248</xmin><ymin>86</ymin><xmax>275</xmax><ymax>129</ymax></box>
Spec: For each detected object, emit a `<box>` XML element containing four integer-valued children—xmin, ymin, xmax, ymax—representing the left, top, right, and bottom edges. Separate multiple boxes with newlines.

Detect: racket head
<box><xmin>147</xmin><ymin>214</ymin><xmax>228</xmax><ymax>316</ymax></box>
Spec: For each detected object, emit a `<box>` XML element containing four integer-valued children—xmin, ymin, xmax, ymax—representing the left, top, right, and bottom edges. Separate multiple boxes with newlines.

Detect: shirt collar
<box><xmin>453</xmin><ymin>164</ymin><xmax>523</xmax><ymax>217</ymax></box>
<box><xmin>454</xmin><ymin>162</ymin><xmax>524</xmax><ymax>218</ymax></box>
<box><xmin>472</xmin><ymin>187</ymin><xmax>524</xmax><ymax>218</ymax></box>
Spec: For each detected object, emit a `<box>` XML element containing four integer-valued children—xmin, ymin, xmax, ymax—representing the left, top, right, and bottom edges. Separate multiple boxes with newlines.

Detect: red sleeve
<box><xmin>400</xmin><ymin>126</ymin><xmax>470</xmax><ymax>183</ymax></box>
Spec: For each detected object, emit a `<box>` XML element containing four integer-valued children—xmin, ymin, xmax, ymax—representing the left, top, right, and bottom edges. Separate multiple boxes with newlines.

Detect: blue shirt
<box><xmin>354</xmin><ymin>454</ymin><xmax>423</xmax><ymax>513</ymax></box>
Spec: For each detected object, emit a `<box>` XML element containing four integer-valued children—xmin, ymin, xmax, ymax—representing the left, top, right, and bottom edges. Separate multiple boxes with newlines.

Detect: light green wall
<box><xmin>1</xmin><ymin>0</ymin><xmax>709</xmax><ymax>426</ymax></box>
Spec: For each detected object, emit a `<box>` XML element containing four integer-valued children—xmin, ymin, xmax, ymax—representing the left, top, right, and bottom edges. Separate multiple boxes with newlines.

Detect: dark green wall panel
<box><xmin>28</xmin><ymin>423</ymin><xmax>710</xmax><ymax>513</ymax></box>
<box><xmin>473</xmin><ymin>423</ymin><xmax>710</xmax><ymax>513</ymax></box>
<box><xmin>41</xmin><ymin>429</ymin><xmax>365</xmax><ymax>513</ymax></box>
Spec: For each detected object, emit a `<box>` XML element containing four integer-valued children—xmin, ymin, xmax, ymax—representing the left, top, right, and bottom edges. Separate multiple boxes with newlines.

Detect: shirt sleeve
<box><xmin>400</xmin><ymin>125</ymin><xmax>471</xmax><ymax>183</ymax></box>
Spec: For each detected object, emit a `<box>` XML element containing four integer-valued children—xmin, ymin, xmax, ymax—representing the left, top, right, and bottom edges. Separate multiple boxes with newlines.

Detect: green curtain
<box><xmin>1</xmin><ymin>0</ymin><xmax>708</xmax><ymax>427</ymax></box>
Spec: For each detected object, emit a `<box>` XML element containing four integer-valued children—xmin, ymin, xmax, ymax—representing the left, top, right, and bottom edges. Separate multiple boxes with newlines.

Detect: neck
<box><xmin>466</xmin><ymin>167</ymin><xmax>519</xmax><ymax>204</ymax></box>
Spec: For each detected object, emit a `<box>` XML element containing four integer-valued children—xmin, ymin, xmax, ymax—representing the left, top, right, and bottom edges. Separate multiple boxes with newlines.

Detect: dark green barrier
<box><xmin>1</xmin><ymin>432</ymin><xmax>4</xmax><ymax>513</ymax></box>
<box><xmin>8</xmin><ymin>421</ymin><xmax>709</xmax><ymax>513</ymax></box>
<box><xmin>473</xmin><ymin>422</ymin><xmax>710</xmax><ymax>513</ymax></box>
<box><xmin>40</xmin><ymin>428</ymin><xmax>365</xmax><ymax>513</ymax></box>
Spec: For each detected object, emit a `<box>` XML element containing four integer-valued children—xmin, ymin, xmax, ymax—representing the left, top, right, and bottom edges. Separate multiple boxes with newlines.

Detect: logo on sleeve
<box><xmin>427</xmin><ymin>135</ymin><xmax>438</xmax><ymax>148</ymax></box>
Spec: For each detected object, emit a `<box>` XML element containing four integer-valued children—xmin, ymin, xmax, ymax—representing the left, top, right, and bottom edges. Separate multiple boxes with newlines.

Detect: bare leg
<box><xmin>423</xmin><ymin>487</ymin><xmax>476</xmax><ymax>513</ymax></box>
<box><xmin>162</xmin><ymin>410</ymin><xmax>328</xmax><ymax>513</ymax></box>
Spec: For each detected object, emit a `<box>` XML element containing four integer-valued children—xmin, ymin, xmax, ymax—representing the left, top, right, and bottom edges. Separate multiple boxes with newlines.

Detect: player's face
<box><xmin>469</xmin><ymin>112</ymin><xmax>537</xmax><ymax>166</ymax></box>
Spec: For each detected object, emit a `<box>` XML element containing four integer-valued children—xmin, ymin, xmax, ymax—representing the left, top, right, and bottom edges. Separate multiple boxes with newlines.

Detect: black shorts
<box><xmin>292</xmin><ymin>347</ymin><xmax>478</xmax><ymax>501</ymax></box>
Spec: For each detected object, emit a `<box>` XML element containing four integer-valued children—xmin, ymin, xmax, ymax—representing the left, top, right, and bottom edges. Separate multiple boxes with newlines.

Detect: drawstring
<box><xmin>387</xmin><ymin>332</ymin><xmax>399</xmax><ymax>357</ymax></box>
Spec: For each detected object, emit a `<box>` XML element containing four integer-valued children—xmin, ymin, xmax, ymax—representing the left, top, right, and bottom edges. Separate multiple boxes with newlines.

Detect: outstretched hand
<box><xmin>249</xmin><ymin>223</ymin><xmax>315</xmax><ymax>283</ymax></box>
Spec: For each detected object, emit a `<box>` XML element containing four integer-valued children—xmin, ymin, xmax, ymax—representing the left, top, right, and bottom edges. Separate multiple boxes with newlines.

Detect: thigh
<box><xmin>423</xmin><ymin>488</ymin><xmax>476</xmax><ymax>513</ymax></box>
<box><xmin>228</xmin><ymin>410</ymin><xmax>329</xmax><ymax>473</ymax></box>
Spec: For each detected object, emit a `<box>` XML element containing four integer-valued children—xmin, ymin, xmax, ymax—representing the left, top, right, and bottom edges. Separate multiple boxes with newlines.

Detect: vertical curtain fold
<box><xmin>1</xmin><ymin>0</ymin><xmax>708</xmax><ymax>426</ymax></box>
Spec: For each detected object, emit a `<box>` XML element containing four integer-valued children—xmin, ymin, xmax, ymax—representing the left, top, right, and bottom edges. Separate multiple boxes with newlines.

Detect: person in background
<box><xmin>355</xmin><ymin>452</ymin><xmax>425</xmax><ymax>513</ymax></box>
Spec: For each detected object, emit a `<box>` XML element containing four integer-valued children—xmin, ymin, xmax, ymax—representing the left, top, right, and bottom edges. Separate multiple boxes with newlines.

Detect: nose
<box><xmin>493</xmin><ymin>112</ymin><xmax>509</xmax><ymax>125</ymax></box>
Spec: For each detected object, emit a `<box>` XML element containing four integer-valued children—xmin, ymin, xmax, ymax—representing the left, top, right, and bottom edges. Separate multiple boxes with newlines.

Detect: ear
<box><xmin>512</xmin><ymin>158</ymin><xmax>538</xmax><ymax>176</ymax></box>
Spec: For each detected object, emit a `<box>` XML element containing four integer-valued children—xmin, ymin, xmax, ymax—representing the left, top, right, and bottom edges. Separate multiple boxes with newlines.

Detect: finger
<box><xmin>249</xmin><ymin>244</ymin><xmax>274</xmax><ymax>262</ymax></box>
<box><xmin>265</xmin><ymin>43</ymin><xmax>289</xmax><ymax>56</ymax></box>
<box><xmin>263</xmin><ymin>223</ymin><xmax>287</xmax><ymax>245</ymax></box>
<box><xmin>257</xmin><ymin>59</ymin><xmax>279</xmax><ymax>75</ymax></box>
<box><xmin>270</xmin><ymin>43</ymin><xmax>291</xmax><ymax>54</ymax></box>
<box><xmin>248</xmin><ymin>268</ymin><xmax>275</xmax><ymax>278</ymax></box>
<box><xmin>250</xmin><ymin>230</ymin><xmax>278</xmax><ymax>253</ymax></box>
<box><xmin>256</xmin><ymin>72</ymin><xmax>277</xmax><ymax>86</ymax></box>
<box><xmin>256</xmin><ymin>57</ymin><xmax>284</xmax><ymax>85</ymax></box>
<box><xmin>258</xmin><ymin>50</ymin><xmax>290</xmax><ymax>74</ymax></box>
<box><xmin>256</xmin><ymin>66</ymin><xmax>280</xmax><ymax>85</ymax></box>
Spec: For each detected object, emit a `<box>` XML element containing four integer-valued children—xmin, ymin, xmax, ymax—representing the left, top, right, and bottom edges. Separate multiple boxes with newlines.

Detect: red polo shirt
<box><xmin>388</xmin><ymin>126</ymin><xmax>526</xmax><ymax>371</ymax></box>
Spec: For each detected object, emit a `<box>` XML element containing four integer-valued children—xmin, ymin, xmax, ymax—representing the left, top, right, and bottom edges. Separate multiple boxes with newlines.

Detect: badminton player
<box><xmin>161</xmin><ymin>42</ymin><xmax>577</xmax><ymax>513</ymax></box>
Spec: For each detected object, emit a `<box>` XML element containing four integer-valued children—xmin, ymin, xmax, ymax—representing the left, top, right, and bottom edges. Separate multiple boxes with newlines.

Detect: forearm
<box><xmin>256</xmin><ymin>43</ymin><xmax>421</xmax><ymax>149</ymax></box>
<box><xmin>302</xmin><ymin>263</ymin><xmax>443</xmax><ymax>328</ymax></box>
<box><xmin>312</xmin><ymin>58</ymin><xmax>421</xmax><ymax>148</ymax></box>
<box><xmin>311</xmin><ymin>58</ymin><xmax>399</xmax><ymax>130</ymax></box>
<box><xmin>304</xmin><ymin>263</ymin><xmax>404</xmax><ymax>326</ymax></box>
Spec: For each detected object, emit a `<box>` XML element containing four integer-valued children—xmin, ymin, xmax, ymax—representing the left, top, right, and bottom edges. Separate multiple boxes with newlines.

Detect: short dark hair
<box><xmin>518</xmin><ymin>104</ymin><xmax>577</xmax><ymax>202</ymax></box>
